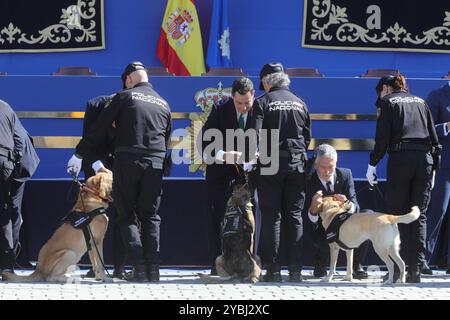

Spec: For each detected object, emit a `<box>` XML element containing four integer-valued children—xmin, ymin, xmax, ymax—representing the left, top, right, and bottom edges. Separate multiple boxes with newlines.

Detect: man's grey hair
<box><xmin>263</xmin><ymin>72</ymin><xmax>290</xmax><ymax>88</ymax></box>
<box><xmin>314</xmin><ymin>144</ymin><xmax>337</xmax><ymax>162</ymax></box>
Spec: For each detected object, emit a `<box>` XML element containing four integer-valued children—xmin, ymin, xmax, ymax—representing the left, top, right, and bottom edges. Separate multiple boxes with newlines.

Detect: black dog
<box><xmin>200</xmin><ymin>178</ymin><xmax>261</xmax><ymax>283</ymax></box>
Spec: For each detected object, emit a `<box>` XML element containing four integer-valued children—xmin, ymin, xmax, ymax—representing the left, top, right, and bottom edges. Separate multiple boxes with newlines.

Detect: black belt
<box><xmin>390</xmin><ymin>142</ymin><xmax>431</xmax><ymax>153</ymax></box>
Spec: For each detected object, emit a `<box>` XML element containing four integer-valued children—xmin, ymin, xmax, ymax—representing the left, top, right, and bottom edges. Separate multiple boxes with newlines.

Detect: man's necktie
<box><xmin>326</xmin><ymin>181</ymin><xmax>333</xmax><ymax>195</ymax></box>
<box><xmin>238</xmin><ymin>114</ymin><xmax>245</xmax><ymax>130</ymax></box>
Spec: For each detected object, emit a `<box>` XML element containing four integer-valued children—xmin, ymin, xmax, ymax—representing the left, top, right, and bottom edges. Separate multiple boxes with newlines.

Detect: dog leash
<box><xmin>69</xmin><ymin>173</ymin><xmax>112</xmax><ymax>278</ymax></box>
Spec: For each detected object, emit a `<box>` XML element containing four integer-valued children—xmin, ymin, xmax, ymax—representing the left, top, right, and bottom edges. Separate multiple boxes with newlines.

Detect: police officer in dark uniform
<box><xmin>0</xmin><ymin>99</ymin><xmax>23</xmax><ymax>275</ymax></box>
<box><xmin>254</xmin><ymin>62</ymin><xmax>311</xmax><ymax>282</ymax></box>
<box><xmin>425</xmin><ymin>82</ymin><xmax>450</xmax><ymax>273</ymax></box>
<box><xmin>9</xmin><ymin>118</ymin><xmax>40</xmax><ymax>269</ymax></box>
<box><xmin>67</xmin><ymin>62</ymin><xmax>172</xmax><ymax>282</ymax></box>
<box><xmin>366</xmin><ymin>75</ymin><xmax>441</xmax><ymax>283</ymax></box>
<box><xmin>78</xmin><ymin>94</ymin><xmax>127</xmax><ymax>279</ymax></box>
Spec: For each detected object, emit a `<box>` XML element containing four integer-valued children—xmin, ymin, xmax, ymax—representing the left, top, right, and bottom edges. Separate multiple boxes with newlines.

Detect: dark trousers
<box><xmin>258</xmin><ymin>168</ymin><xmax>305</xmax><ymax>273</ymax></box>
<box><xmin>386</xmin><ymin>151</ymin><xmax>433</xmax><ymax>273</ymax></box>
<box><xmin>205</xmin><ymin>176</ymin><xmax>234</xmax><ymax>266</ymax></box>
<box><xmin>426</xmin><ymin>168</ymin><xmax>450</xmax><ymax>266</ymax></box>
<box><xmin>106</xmin><ymin>204</ymin><xmax>127</xmax><ymax>269</ymax></box>
<box><xmin>312</xmin><ymin>223</ymin><xmax>369</xmax><ymax>271</ymax></box>
<box><xmin>113</xmin><ymin>153</ymin><xmax>163</xmax><ymax>266</ymax></box>
<box><xmin>0</xmin><ymin>157</ymin><xmax>14</xmax><ymax>269</ymax></box>
<box><xmin>9</xmin><ymin>180</ymin><xmax>25</xmax><ymax>256</ymax></box>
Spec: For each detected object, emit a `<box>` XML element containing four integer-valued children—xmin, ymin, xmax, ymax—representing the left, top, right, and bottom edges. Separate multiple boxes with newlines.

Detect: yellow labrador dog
<box><xmin>317</xmin><ymin>196</ymin><xmax>420</xmax><ymax>284</ymax></box>
<box><xmin>199</xmin><ymin>181</ymin><xmax>261</xmax><ymax>284</ymax></box>
<box><xmin>2</xmin><ymin>172</ymin><xmax>113</xmax><ymax>283</ymax></box>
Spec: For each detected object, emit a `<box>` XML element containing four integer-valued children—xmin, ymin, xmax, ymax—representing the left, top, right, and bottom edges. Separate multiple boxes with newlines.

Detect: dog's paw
<box><xmin>382</xmin><ymin>279</ymin><xmax>393</xmax><ymax>285</ymax></box>
<box><xmin>396</xmin><ymin>277</ymin><xmax>405</xmax><ymax>284</ymax></box>
<box><xmin>342</xmin><ymin>275</ymin><xmax>353</xmax><ymax>282</ymax></box>
<box><xmin>321</xmin><ymin>277</ymin><xmax>332</xmax><ymax>282</ymax></box>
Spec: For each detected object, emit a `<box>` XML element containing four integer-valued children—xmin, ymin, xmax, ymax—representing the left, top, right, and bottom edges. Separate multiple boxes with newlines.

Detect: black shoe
<box><xmin>288</xmin><ymin>271</ymin><xmax>303</xmax><ymax>282</ymax></box>
<box><xmin>406</xmin><ymin>272</ymin><xmax>421</xmax><ymax>283</ymax></box>
<box><xmin>14</xmin><ymin>260</ymin><xmax>34</xmax><ymax>270</ymax></box>
<box><xmin>210</xmin><ymin>265</ymin><xmax>217</xmax><ymax>276</ymax></box>
<box><xmin>84</xmin><ymin>268</ymin><xmax>95</xmax><ymax>278</ymax></box>
<box><xmin>313</xmin><ymin>267</ymin><xmax>327</xmax><ymax>278</ymax></box>
<box><xmin>382</xmin><ymin>272</ymin><xmax>400</xmax><ymax>283</ymax></box>
<box><xmin>263</xmin><ymin>271</ymin><xmax>282</xmax><ymax>282</ymax></box>
<box><xmin>126</xmin><ymin>264</ymin><xmax>149</xmax><ymax>282</ymax></box>
<box><xmin>112</xmin><ymin>268</ymin><xmax>127</xmax><ymax>280</ymax></box>
<box><xmin>421</xmin><ymin>264</ymin><xmax>433</xmax><ymax>275</ymax></box>
<box><xmin>353</xmin><ymin>270</ymin><xmax>369</xmax><ymax>279</ymax></box>
<box><xmin>147</xmin><ymin>264</ymin><xmax>160</xmax><ymax>282</ymax></box>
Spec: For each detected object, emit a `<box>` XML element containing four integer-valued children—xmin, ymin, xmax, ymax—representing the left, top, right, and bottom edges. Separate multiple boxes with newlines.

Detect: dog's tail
<box><xmin>198</xmin><ymin>273</ymin><xmax>236</xmax><ymax>284</ymax></box>
<box><xmin>387</xmin><ymin>206</ymin><xmax>420</xmax><ymax>224</ymax></box>
<box><xmin>2</xmin><ymin>270</ymin><xmax>44</xmax><ymax>282</ymax></box>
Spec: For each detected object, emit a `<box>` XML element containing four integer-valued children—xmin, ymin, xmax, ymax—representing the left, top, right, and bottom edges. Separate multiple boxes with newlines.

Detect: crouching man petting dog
<box><xmin>307</xmin><ymin>144</ymin><xmax>369</xmax><ymax>279</ymax></box>
<box><xmin>2</xmin><ymin>171</ymin><xmax>113</xmax><ymax>282</ymax></box>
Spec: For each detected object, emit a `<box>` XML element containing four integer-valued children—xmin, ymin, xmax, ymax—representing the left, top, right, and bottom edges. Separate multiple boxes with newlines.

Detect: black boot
<box><xmin>147</xmin><ymin>264</ymin><xmax>160</xmax><ymax>282</ymax></box>
<box><xmin>112</xmin><ymin>266</ymin><xmax>127</xmax><ymax>280</ymax></box>
<box><xmin>0</xmin><ymin>250</ymin><xmax>15</xmax><ymax>273</ymax></box>
<box><xmin>420</xmin><ymin>261</ymin><xmax>433</xmax><ymax>275</ymax></box>
<box><xmin>263</xmin><ymin>264</ymin><xmax>282</xmax><ymax>282</ymax></box>
<box><xmin>126</xmin><ymin>263</ymin><xmax>149</xmax><ymax>282</ymax></box>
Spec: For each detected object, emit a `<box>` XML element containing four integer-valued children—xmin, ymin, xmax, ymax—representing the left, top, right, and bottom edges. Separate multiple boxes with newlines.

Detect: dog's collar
<box><xmin>81</xmin><ymin>185</ymin><xmax>111</xmax><ymax>203</ymax></box>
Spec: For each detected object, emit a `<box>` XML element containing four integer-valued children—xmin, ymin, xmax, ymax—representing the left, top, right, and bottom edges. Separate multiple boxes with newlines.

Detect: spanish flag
<box><xmin>157</xmin><ymin>0</ymin><xmax>206</xmax><ymax>76</ymax></box>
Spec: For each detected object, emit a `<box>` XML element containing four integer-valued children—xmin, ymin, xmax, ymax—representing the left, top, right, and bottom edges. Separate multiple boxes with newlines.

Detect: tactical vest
<box><xmin>62</xmin><ymin>208</ymin><xmax>106</xmax><ymax>251</ymax></box>
<box><xmin>221</xmin><ymin>205</ymin><xmax>253</xmax><ymax>238</ymax></box>
<box><xmin>325</xmin><ymin>211</ymin><xmax>356</xmax><ymax>250</ymax></box>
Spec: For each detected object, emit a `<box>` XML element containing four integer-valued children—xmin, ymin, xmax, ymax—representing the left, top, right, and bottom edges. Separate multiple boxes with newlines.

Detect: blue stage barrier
<box><xmin>1</xmin><ymin>75</ymin><xmax>446</xmax><ymax>180</ymax></box>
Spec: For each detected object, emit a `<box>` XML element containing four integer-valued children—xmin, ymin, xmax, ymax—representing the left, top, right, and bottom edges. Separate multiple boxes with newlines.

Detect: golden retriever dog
<box><xmin>199</xmin><ymin>181</ymin><xmax>262</xmax><ymax>284</ymax></box>
<box><xmin>2</xmin><ymin>172</ymin><xmax>113</xmax><ymax>283</ymax></box>
<box><xmin>317</xmin><ymin>196</ymin><xmax>420</xmax><ymax>284</ymax></box>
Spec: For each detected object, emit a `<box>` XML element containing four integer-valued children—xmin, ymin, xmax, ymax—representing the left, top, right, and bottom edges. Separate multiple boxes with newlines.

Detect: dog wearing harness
<box><xmin>2</xmin><ymin>172</ymin><xmax>113</xmax><ymax>283</ymax></box>
<box><xmin>200</xmin><ymin>171</ymin><xmax>262</xmax><ymax>283</ymax></box>
<box><xmin>317</xmin><ymin>196</ymin><xmax>420</xmax><ymax>284</ymax></box>
<box><xmin>325</xmin><ymin>211</ymin><xmax>356</xmax><ymax>251</ymax></box>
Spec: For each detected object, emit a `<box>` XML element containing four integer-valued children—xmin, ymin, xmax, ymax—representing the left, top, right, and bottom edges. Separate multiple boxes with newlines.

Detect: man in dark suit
<box><xmin>425</xmin><ymin>82</ymin><xmax>450</xmax><ymax>274</ymax></box>
<box><xmin>10</xmin><ymin>119</ymin><xmax>40</xmax><ymax>268</ymax></box>
<box><xmin>306</xmin><ymin>144</ymin><xmax>368</xmax><ymax>279</ymax></box>
<box><xmin>201</xmin><ymin>77</ymin><xmax>257</xmax><ymax>274</ymax></box>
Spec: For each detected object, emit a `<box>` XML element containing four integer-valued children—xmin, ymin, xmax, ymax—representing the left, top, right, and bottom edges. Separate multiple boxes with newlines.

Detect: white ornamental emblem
<box><xmin>218</xmin><ymin>28</ymin><xmax>230</xmax><ymax>59</ymax></box>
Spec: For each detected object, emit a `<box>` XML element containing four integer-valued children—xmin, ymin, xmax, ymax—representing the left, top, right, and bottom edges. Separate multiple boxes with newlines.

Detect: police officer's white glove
<box><xmin>243</xmin><ymin>159</ymin><xmax>257</xmax><ymax>172</ymax></box>
<box><xmin>243</xmin><ymin>162</ymin><xmax>253</xmax><ymax>172</ymax></box>
<box><xmin>366</xmin><ymin>164</ymin><xmax>378</xmax><ymax>186</ymax></box>
<box><xmin>431</xmin><ymin>170</ymin><xmax>436</xmax><ymax>190</ymax></box>
<box><xmin>92</xmin><ymin>160</ymin><xmax>105</xmax><ymax>174</ymax></box>
<box><xmin>67</xmin><ymin>154</ymin><xmax>82</xmax><ymax>178</ymax></box>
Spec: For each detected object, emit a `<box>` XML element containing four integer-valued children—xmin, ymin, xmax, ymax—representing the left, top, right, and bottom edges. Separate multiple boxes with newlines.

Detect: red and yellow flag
<box><xmin>157</xmin><ymin>0</ymin><xmax>206</xmax><ymax>76</ymax></box>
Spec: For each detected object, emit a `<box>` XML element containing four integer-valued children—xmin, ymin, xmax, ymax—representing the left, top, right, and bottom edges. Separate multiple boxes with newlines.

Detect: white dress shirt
<box><xmin>308</xmin><ymin>174</ymin><xmax>356</xmax><ymax>223</ymax></box>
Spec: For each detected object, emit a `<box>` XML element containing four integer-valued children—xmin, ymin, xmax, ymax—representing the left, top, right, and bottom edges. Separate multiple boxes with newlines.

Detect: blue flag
<box><xmin>206</xmin><ymin>0</ymin><xmax>232</xmax><ymax>68</ymax></box>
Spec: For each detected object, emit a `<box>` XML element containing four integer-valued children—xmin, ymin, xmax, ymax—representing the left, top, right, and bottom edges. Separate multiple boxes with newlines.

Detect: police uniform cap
<box><xmin>375</xmin><ymin>75</ymin><xmax>395</xmax><ymax>94</ymax></box>
<box><xmin>121</xmin><ymin>61</ymin><xmax>146</xmax><ymax>88</ymax></box>
<box><xmin>259</xmin><ymin>62</ymin><xmax>284</xmax><ymax>90</ymax></box>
